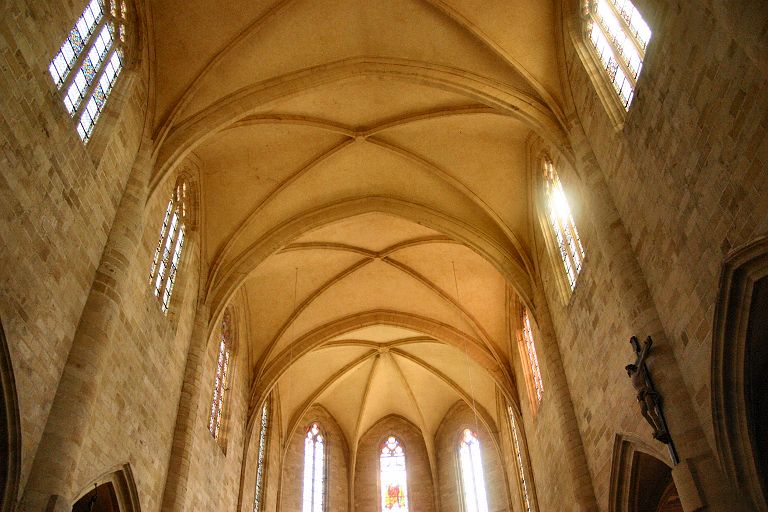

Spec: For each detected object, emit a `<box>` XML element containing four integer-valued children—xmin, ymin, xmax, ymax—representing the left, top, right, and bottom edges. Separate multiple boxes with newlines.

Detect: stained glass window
<box><xmin>543</xmin><ymin>159</ymin><xmax>585</xmax><ymax>291</ymax></box>
<box><xmin>253</xmin><ymin>398</ymin><xmax>270</xmax><ymax>512</ymax></box>
<box><xmin>49</xmin><ymin>0</ymin><xmax>128</xmax><ymax>142</ymax></box>
<box><xmin>380</xmin><ymin>436</ymin><xmax>409</xmax><ymax>511</ymax></box>
<box><xmin>149</xmin><ymin>181</ymin><xmax>188</xmax><ymax>312</ymax></box>
<box><xmin>508</xmin><ymin>407</ymin><xmax>532</xmax><ymax>512</ymax></box>
<box><xmin>209</xmin><ymin>310</ymin><xmax>233</xmax><ymax>439</ymax></box>
<box><xmin>584</xmin><ymin>0</ymin><xmax>651</xmax><ymax>110</ymax></box>
<box><xmin>459</xmin><ymin>429</ymin><xmax>489</xmax><ymax>512</ymax></box>
<box><xmin>303</xmin><ymin>423</ymin><xmax>325</xmax><ymax>512</ymax></box>
<box><xmin>522</xmin><ymin>309</ymin><xmax>543</xmax><ymax>403</ymax></box>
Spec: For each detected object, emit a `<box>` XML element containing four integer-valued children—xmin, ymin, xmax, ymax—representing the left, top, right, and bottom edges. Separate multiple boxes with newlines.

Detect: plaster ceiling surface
<box><xmin>148</xmin><ymin>0</ymin><xmax>566</xmax><ymax>452</ymax></box>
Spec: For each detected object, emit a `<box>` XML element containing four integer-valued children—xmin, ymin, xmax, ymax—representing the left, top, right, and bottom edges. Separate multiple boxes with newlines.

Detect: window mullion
<box><xmin>59</xmin><ymin>16</ymin><xmax>109</xmax><ymax>95</ymax></box>
<box><xmin>72</xmin><ymin>40</ymin><xmax>117</xmax><ymax>120</ymax></box>
<box><xmin>604</xmin><ymin>1</ymin><xmax>646</xmax><ymax>57</ymax></box>
<box><xmin>592</xmin><ymin>13</ymin><xmax>638</xmax><ymax>88</ymax></box>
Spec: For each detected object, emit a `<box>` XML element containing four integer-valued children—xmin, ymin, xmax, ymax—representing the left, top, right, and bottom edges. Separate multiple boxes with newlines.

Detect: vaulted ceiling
<box><xmin>147</xmin><ymin>0</ymin><xmax>568</xmax><ymax>453</ymax></box>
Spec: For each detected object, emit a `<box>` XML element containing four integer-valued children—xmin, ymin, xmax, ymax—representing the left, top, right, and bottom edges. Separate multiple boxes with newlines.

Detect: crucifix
<box><xmin>626</xmin><ymin>336</ymin><xmax>679</xmax><ymax>464</ymax></box>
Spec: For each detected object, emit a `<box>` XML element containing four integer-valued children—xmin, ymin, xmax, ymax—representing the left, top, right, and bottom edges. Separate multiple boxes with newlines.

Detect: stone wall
<box><xmin>0</xmin><ymin>0</ymin><xmax>148</xmax><ymax>497</ymax></box>
<box><xmin>354</xmin><ymin>415</ymin><xmax>435</xmax><ymax>512</ymax></box>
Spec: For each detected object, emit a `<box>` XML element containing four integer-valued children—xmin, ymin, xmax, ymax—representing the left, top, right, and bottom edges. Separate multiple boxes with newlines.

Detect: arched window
<box><xmin>208</xmin><ymin>309</ymin><xmax>233</xmax><ymax>440</ymax></box>
<box><xmin>380</xmin><ymin>436</ymin><xmax>409</xmax><ymax>511</ymax></box>
<box><xmin>458</xmin><ymin>429</ymin><xmax>489</xmax><ymax>512</ymax></box>
<box><xmin>148</xmin><ymin>180</ymin><xmax>188</xmax><ymax>312</ymax></box>
<box><xmin>253</xmin><ymin>397</ymin><xmax>270</xmax><ymax>512</ymax></box>
<box><xmin>543</xmin><ymin>159</ymin><xmax>585</xmax><ymax>291</ymax></box>
<box><xmin>521</xmin><ymin>309</ymin><xmax>544</xmax><ymax>404</ymax></box>
<box><xmin>48</xmin><ymin>0</ymin><xmax>129</xmax><ymax>142</ymax></box>
<box><xmin>508</xmin><ymin>407</ymin><xmax>533</xmax><ymax>512</ymax></box>
<box><xmin>302</xmin><ymin>422</ymin><xmax>326</xmax><ymax>512</ymax></box>
<box><xmin>584</xmin><ymin>0</ymin><xmax>652</xmax><ymax>110</ymax></box>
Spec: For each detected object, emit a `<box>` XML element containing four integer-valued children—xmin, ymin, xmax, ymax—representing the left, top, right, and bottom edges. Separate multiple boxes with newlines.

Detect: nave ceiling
<box><xmin>145</xmin><ymin>0</ymin><xmax>570</xmax><ymax>450</ymax></box>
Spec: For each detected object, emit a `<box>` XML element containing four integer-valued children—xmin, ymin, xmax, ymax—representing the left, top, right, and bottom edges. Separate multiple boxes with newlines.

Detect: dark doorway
<box><xmin>746</xmin><ymin>276</ymin><xmax>768</xmax><ymax>502</ymax></box>
<box><xmin>72</xmin><ymin>482</ymin><xmax>120</xmax><ymax>512</ymax></box>
<box><xmin>630</xmin><ymin>452</ymin><xmax>682</xmax><ymax>512</ymax></box>
<box><xmin>0</xmin><ymin>321</ymin><xmax>21</xmax><ymax>512</ymax></box>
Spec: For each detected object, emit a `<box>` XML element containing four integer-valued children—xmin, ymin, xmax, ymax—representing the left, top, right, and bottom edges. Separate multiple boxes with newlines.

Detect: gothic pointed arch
<box><xmin>712</xmin><ymin>235</ymin><xmax>768</xmax><ymax>511</ymax></box>
<box><xmin>71</xmin><ymin>464</ymin><xmax>141</xmax><ymax>512</ymax></box>
<box><xmin>0</xmin><ymin>321</ymin><xmax>21</xmax><ymax>512</ymax></box>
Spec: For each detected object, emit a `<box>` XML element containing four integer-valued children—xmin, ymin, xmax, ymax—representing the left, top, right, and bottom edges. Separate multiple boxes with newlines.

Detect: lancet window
<box><xmin>584</xmin><ymin>0</ymin><xmax>652</xmax><ymax>110</ymax></box>
<box><xmin>253</xmin><ymin>398</ymin><xmax>270</xmax><ymax>511</ymax></box>
<box><xmin>508</xmin><ymin>407</ymin><xmax>533</xmax><ymax>512</ymax></box>
<box><xmin>543</xmin><ymin>159</ymin><xmax>585</xmax><ymax>291</ymax></box>
<box><xmin>208</xmin><ymin>310</ymin><xmax>233</xmax><ymax>440</ymax></box>
<box><xmin>303</xmin><ymin>422</ymin><xmax>326</xmax><ymax>512</ymax></box>
<box><xmin>521</xmin><ymin>309</ymin><xmax>544</xmax><ymax>403</ymax></box>
<box><xmin>149</xmin><ymin>180</ymin><xmax>188</xmax><ymax>312</ymax></box>
<box><xmin>380</xmin><ymin>436</ymin><xmax>409</xmax><ymax>511</ymax></box>
<box><xmin>458</xmin><ymin>429</ymin><xmax>489</xmax><ymax>512</ymax></box>
<box><xmin>49</xmin><ymin>0</ymin><xmax>129</xmax><ymax>142</ymax></box>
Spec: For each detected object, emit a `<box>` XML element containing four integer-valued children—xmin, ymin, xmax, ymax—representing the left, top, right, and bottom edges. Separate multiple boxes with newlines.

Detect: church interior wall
<box><xmin>353</xmin><ymin>415</ymin><xmax>434</xmax><ymax>512</ymax></box>
<box><xmin>0</xmin><ymin>0</ymin><xmax>148</xmax><ymax>495</ymax></box>
<box><xmin>435</xmin><ymin>402</ymin><xmax>510</xmax><ymax>512</ymax></box>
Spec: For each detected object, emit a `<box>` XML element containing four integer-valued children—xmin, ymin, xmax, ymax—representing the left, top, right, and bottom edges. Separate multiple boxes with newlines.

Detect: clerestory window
<box><xmin>458</xmin><ymin>429</ymin><xmax>489</xmax><ymax>512</ymax></box>
<box><xmin>380</xmin><ymin>436</ymin><xmax>409</xmax><ymax>512</ymax></box>
<box><xmin>584</xmin><ymin>0</ymin><xmax>652</xmax><ymax>110</ymax></box>
<box><xmin>508</xmin><ymin>407</ymin><xmax>534</xmax><ymax>512</ymax></box>
<box><xmin>49</xmin><ymin>0</ymin><xmax>129</xmax><ymax>142</ymax></box>
<box><xmin>209</xmin><ymin>309</ymin><xmax>233</xmax><ymax>440</ymax></box>
<box><xmin>543</xmin><ymin>159</ymin><xmax>585</xmax><ymax>291</ymax></box>
<box><xmin>253</xmin><ymin>398</ymin><xmax>270</xmax><ymax>512</ymax></box>
<box><xmin>303</xmin><ymin>422</ymin><xmax>326</xmax><ymax>512</ymax></box>
<box><xmin>521</xmin><ymin>309</ymin><xmax>544</xmax><ymax>404</ymax></box>
<box><xmin>149</xmin><ymin>180</ymin><xmax>188</xmax><ymax>312</ymax></box>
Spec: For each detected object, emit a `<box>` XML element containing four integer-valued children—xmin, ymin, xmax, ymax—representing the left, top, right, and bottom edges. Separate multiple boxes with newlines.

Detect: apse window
<box><xmin>521</xmin><ymin>309</ymin><xmax>544</xmax><ymax>404</ymax></box>
<box><xmin>380</xmin><ymin>436</ymin><xmax>409</xmax><ymax>511</ymax></box>
<box><xmin>253</xmin><ymin>398</ymin><xmax>270</xmax><ymax>512</ymax></box>
<box><xmin>48</xmin><ymin>0</ymin><xmax>129</xmax><ymax>142</ymax></box>
<box><xmin>458</xmin><ymin>429</ymin><xmax>489</xmax><ymax>512</ymax></box>
<box><xmin>209</xmin><ymin>309</ymin><xmax>233</xmax><ymax>440</ymax></box>
<box><xmin>584</xmin><ymin>0</ymin><xmax>651</xmax><ymax>110</ymax></box>
<box><xmin>149</xmin><ymin>181</ymin><xmax>188</xmax><ymax>312</ymax></box>
<box><xmin>508</xmin><ymin>407</ymin><xmax>533</xmax><ymax>512</ymax></box>
<box><xmin>543</xmin><ymin>159</ymin><xmax>585</xmax><ymax>291</ymax></box>
<box><xmin>303</xmin><ymin>423</ymin><xmax>326</xmax><ymax>512</ymax></box>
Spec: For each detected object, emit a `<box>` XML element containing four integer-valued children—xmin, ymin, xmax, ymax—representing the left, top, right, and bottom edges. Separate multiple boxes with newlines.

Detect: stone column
<box><xmin>18</xmin><ymin>147</ymin><xmax>151</xmax><ymax>512</ymax></box>
<box><xmin>159</xmin><ymin>303</ymin><xmax>210</xmax><ymax>512</ymax></box>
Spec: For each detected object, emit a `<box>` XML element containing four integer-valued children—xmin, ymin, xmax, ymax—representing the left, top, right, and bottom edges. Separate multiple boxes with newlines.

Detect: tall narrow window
<box><xmin>49</xmin><ymin>0</ymin><xmax>129</xmax><ymax>142</ymax></box>
<box><xmin>543</xmin><ymin>159</ymin><xmax>585</xmax><ymax>291</ymax></box>
<box><xmin>458</xmin><ymin>429</ymin><xmax>489</xmax><ymax>512</ymax></box>
<box><xmin>149</xmin><ymin>181</ymin><xmax>188</xmax><ymax>312</ymax></box>
<box><xmin>253</xmin><ymin>398</ymin><xmax>270</xmax><ymax>512</ymax></box>
<box><xmin>380</xmin><ymin>436</ymin><xmax>409</xmax><ymax>511</ymax></box>
<box><xmin>508</xmin><ymin>407</ymin><xmax>533</xmax><ymax>512</ymax></box>
<box><xmin>521</xmin><ymin>309</ymin><xmax>544</xmax><ymax>403</ymax></box>
<box><xmin>303</xmin><ymin>423</ymin><xmax>326</xmax><ymax>512</ymax></box>
<box><xmin>209</xmin><ymin>310</ymin><xmax>233</xmax><ymax>439</ymax></box>
<box><xmin>584</xmin><ymin>0</ymin><xmax>652</xmax><ymax>110</ymax></box>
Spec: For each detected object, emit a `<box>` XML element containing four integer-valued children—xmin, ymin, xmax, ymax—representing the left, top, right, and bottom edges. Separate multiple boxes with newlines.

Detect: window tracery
<box><xmin>543</xmin><ymin>159</ymin><xmax>585</xmax><ymax>291</ymax></box>
<box><xmin>584</xmin><ymin>0</ymin><xmax>651</xmax><ymax>110</ymax></box>
<box><xmin>253</xmin><ymin>398</ymin><xmax>270</xmax><ymax>512</ymax></box>
<box><xmin>149</xmin><ymin>181</ymin><xmax>188</xmax><ymax>312</ymax></box>
<box><xmin>380</xmin><ymin>436</ymin><xmax>409</xmax><ymax>511</ymax></box>
<box><xmin>208</xmin><ymin>309</ymin><xmax>233</xmax><ymax>440</ymax></box>
<box><xmin>303</xmin><ymin>422</ymin><xmax>326</xmax><ymax>512</ymax></box>
<box><xmin>521</xmin><ymin>309</ymin><xmax>544</xmax><ymax>403</ymax></box>
<box><xmin>458</xmin><ymin>429</ymin><xmax>489</xmax><ymax>512</ymax></box>
<box><xmin>49</xmin><ymin>0</ymin><xmax>129</xmax><ymax>142</ymax></box>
